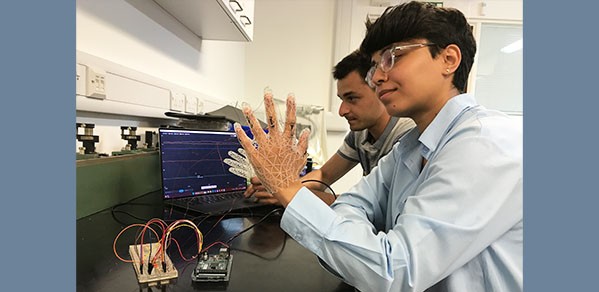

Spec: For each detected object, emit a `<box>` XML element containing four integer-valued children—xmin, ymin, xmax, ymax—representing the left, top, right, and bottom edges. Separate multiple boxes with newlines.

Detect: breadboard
<box><xmin>129</xmin><ymin>243</ymin><xmax>178</xmax><ymax>286</ymax></box>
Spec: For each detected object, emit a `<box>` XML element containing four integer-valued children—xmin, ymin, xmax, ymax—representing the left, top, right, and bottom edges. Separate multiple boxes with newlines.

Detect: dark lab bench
<box><xmin>77</xmin><ymin>191</ymin><xmax>355</xmax><ymax>291</ymax></box>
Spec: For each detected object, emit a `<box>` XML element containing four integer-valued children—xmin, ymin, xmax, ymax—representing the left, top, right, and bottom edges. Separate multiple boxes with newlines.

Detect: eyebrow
<box><xmin>338</xmin><ymin>91</ymin><xmax>357</xmax><ymax>99</ymax></box>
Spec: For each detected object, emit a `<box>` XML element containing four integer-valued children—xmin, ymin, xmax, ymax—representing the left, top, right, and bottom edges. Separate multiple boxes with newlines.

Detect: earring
<box><xmin>446</xmin><ymin>68</ymin><xmax>450</xmax><ymax>73</ymax></box>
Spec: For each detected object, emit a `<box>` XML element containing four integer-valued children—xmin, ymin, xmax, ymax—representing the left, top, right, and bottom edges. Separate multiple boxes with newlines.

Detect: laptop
<box><xmin>158</xmin><ymin>128</ymin><xmax>269</xmax><ymax>215</ymax></box>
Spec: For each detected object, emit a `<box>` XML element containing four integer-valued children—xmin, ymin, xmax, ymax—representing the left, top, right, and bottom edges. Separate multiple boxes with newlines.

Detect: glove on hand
<box><xmin>224</xmin><ymin>148</ymin><xmax>255</xmax><ymax>180</ymax></box>
<box><xmin>234</xmin><ymin>90</ymin><xmax>310</xmax><ymax>194</ymax></box>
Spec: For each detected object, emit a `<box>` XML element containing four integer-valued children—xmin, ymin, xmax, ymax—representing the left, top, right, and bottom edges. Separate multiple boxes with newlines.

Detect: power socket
<box><xmin>170</xmin><ymin>91</ymin><xmax>185</xmax><ymax>112</ymax></box>
<box><xmin>185</xmin><ymin>96</ymin><xmax>198</xmax><ymax>114</ymax></box>
<box><xmin>86</xmin><ymin>67</ymin><xmax>107</xmax><ymax>99</ymax></box>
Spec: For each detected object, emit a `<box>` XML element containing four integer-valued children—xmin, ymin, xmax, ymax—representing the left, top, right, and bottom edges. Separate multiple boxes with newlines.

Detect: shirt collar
<box><xmin>376</xmin><ymin>116</ymin><xmax>399</xmax><ymax>147</ymax></box>
<box><xmin>419</xmin><ymin>93</ymin><xmax>477</xmax><ymax>160</ymax></box>
<box><xmin>363</xmin><ymin>116</ymin><xmax>399</xmax><ymax>149</ymax></box>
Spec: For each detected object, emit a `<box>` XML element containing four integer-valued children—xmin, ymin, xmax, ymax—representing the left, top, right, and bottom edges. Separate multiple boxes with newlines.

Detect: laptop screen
<box><xmin>159</xmin><ymin>128</ymin><xmax>247</xmax><ymax>200</ymax></box>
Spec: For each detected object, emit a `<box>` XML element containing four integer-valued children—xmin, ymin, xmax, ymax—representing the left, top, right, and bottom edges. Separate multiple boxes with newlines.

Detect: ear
<box><xmin>442</xmin><ymin>44</ymin><xmax>462</xmax><ymax>76</ymax></box>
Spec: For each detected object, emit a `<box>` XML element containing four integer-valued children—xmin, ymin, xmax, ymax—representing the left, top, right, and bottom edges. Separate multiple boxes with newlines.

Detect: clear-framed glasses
<box><xmin>365</xmin><ymin>43</ymin><xmax>436</xmax><ymax>88</ymax></box>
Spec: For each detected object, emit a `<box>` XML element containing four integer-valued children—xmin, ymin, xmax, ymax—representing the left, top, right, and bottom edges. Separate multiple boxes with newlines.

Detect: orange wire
<box><xmin>151</xmin><ymin>220</ymin><xmax>203</xmax><ymax>264</ymax></box>
<box><xmin>139</xmin><ymin>218</ymin><xmax>167</xmax><ymax>266</ymax></box>
<box><xmin>114</xmin><ymin>218</ymin><xmax>205</xmax><ymax>267</ymax></box>
<box><xmin>169</xmin><ymin>238</ymin><xmax>198</xmax><ymax>262</ymax></box>
<box><xmin>200</xmin><ymin>241</ymin><xmax>229</xmax><ymax>253</ymax></box>
<box><xmin>113</xmin><ymin>223</ymin><xmax>160</xmax><ymax>263</ymax></box>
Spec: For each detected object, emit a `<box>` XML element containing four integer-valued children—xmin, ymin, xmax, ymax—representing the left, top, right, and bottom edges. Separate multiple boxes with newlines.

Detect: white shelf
<box><xmin>126</xmin><ymin>0</ymin><xmax>254</xmax><ymax>43</ymax></box>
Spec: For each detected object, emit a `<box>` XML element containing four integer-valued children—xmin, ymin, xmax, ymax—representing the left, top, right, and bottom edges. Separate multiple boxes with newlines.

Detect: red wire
<box><xmin>112</xmin><ymin>224</ymin><xmax>160</xmax><ymax>263</ymax></box>
<box><xmin>156</xmin><ymin>220</ymin><xmax>203</xmax><ymax>264</ymax></box>
<box><xmin>139</xmin><ymin>218</ymin><xmax>167</xmax><ymax>266</ymax></box>
<box><xmin>170</xmin><ymin>238</ymin><xmax>199</xmax><ymax>262</ymax></box>
<box><xmin>200</xmin><ymin>241</ymin><xmax>229</xmax><ymax>253</ymax></box>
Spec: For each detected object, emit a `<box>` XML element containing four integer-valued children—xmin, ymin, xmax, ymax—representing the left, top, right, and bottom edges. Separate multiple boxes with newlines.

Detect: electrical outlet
<box><xmin>76</xmin><ymin>64</ymin><xmax>87</xmax><ymax>96</ymax></box>
<box><xmin>86</xmin><ymin>67</ymin><xmax>107</xmax><ymax>99</ymax></box>
<box><xmin>185</xmin><ymin>96</ymin><xmax>198</xmax><ymax>114</ymax></box>
<box><xmin>170</xmin><ymin>91</ymin><xmax>185</xmax><ymax>112</ymax></box>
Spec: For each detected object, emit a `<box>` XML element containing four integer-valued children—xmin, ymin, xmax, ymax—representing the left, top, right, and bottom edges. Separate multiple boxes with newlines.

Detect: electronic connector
<box><xmin>129</xmin><ymin>243</ymin><xmax>178</xmax><ymax>287</ymax></box>
<box><xmin>192</xmin><ymin>247</ymin><xmax>233</xmax><ymax>282</ymax></box>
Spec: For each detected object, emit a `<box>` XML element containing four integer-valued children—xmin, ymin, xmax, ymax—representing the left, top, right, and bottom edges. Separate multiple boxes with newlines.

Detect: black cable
<box><xmin>113</xmin><ymin>188</ymin><xmax>162</xmax><ymax>207</ymax></box>
<box><xmin>229</xmin><ymin>233</ymin><xmax>287</xmax><ymax>261</ymax></box>
<box><xmin>109</xmin><ymin>189</ymin><xmax>162</xmax><ymax>225</ymax></box>
<box><xmin>175</xmin><ymin>257</ymin><xmax>200</xmax><ymax>276</ymax></box>
<box><xmin>147</xmin><ymin>229</ymin><xmax>153</xmax><ymax>273</ymax></box>
<box><xmin>111</xmin><ymin>209</ymin><xmax>154</xmax><ymax>225</ymax></box>
<box><xmin>113</xmin><ymin>204</ymin><xmax>273</xmax><ymax>233</ymax></box>
<box><xmin>225</xmin><ymin>207</ymin><xmax>284</xmax><ymax>244</ymax></box>
<box><xmin>111</xmin><ymin>201</ymin><xmax>156</xmax><ymax>209</ymax></box>
<box><xmin>301</xmin><ymin>179</ymin><xmax>337</xmax><ymax>199</ymax></box>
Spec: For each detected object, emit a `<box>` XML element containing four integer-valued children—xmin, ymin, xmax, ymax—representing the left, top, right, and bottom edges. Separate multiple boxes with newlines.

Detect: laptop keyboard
<box><xmin>186</xmin><ymin>192</ymin><xmax>245</xmax><ymax>205</ymax></box>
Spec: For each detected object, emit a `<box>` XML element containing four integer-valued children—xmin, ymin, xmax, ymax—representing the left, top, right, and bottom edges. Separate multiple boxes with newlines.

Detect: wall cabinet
<box><xmin>154</xmin><ymin>0</ymin><xmax>254</xmax><ymax>41</ymax></box>
<box><xmin>129</xmin><ymin>0</ymin><xmax>254</xmax><ymax>42</ymax></box>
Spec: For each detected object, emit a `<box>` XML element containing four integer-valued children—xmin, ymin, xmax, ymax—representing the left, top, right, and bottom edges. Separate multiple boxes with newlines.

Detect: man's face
<box><xmin>369</xmin><ymin>39</ymin><xmax>448</xmax><ymax>120</ymax></box>
<box><xmin>337</xmin><ymin>71</ymin><xmax>387</xmax><ymax>131</ymax></box>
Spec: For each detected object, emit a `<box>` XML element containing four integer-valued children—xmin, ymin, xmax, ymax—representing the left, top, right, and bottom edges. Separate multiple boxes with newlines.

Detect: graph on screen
<box><xmin>159</xmin><ymin>129</ymin><xmax>247</xmax><ymax>199</ymax></box>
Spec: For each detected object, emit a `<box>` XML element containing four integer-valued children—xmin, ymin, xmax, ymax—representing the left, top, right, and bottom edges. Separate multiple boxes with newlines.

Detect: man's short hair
<box><xmin>359</xmin><ymin>1</ymin><xmax>476</xmax><ymax>93</ymax></box>
<box><xmin>333</xmin><ymin>50</ymin><xmax>372</xmax><ymax>82</ymax></box>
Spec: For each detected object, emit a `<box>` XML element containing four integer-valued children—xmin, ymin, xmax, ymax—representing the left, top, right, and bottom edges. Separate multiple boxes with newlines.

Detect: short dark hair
<box><xmin>359</xmin><ymin>1</ymin><xmax>476</xmax><ymax>93</ymax></box>
<box><xmin>332</xmin><ymin>50</ymin><xmax>372</xmax><ymax>82</ymax></box>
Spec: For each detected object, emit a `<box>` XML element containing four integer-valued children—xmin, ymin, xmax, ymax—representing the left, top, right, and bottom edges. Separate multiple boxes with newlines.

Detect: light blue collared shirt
<box><xmin>281</xmin><ymin>94</ymin><xmax>523</xmax><ymax>292</ymax></box>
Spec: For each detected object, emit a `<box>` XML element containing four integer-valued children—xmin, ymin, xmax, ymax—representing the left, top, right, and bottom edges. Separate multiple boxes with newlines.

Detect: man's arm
<box><xmin>302</xmin><ymin>153</ymin><xmax>358</xmax><ymax>191</ymax></box>
<box><xmin>280</xmin><ymin>130</ymin><xmax>523</xmax><ymax>292</ymax></box>
<box><xmin>246</xmin><ymin>154</ymin><xmax>358</xmax><ymax>206</ymax></box>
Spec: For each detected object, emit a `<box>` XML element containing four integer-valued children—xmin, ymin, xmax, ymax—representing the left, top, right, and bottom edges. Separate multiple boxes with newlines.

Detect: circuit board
<box><xmin>129</xmin><ymin>243</ymin><xmax>178</xmax><ymax>287</ymax></box>
<box><xmin>192</xmin><ymin>248</ymin><xmax>233</xmax><ymax>282</ymax></box>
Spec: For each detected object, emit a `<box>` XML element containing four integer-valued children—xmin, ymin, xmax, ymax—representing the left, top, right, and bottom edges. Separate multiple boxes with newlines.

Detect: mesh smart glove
<box><xmin>223</xmin><ymin>148</ymin><xmax>255</xmax><ymax>180</ymax></box>
<box><xmin>233</xmin><ymin>90</ymin><xmax>310</xmax><ymax>195</ymax></box>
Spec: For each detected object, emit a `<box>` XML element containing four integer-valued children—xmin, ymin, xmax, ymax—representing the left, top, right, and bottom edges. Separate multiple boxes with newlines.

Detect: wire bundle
<box><xmin>113</xmin><ymin>207</ymin><xmax>286</xmax><ymax>279</ymax></box>
<box><xmin>113</xmin><ymin>218</ymin><xmax>203</xmax><ymax>273</ymax></box>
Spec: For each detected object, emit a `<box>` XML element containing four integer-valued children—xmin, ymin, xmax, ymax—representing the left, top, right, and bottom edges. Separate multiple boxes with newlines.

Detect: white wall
<box><xmin>242</xmin><ymin>0</ymin><xmax>359</xmax><ymax>193</ymax></box>
<box><xmin>77</xmin><ymin>0</ymin><xmax>247</xmax><ymax>103</ymax></box>
<box><xmin>244</xmin><ymin>0</ymin><xmax>336</xmax><ymax>110</ymax></box>
<box><xmin>76</xmin><ymin>0</ymin><xmax>249</xmax><ymax>154</ymax></box>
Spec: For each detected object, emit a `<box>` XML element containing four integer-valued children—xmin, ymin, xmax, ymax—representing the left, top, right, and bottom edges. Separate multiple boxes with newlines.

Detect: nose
<box><xmin>371</xmin><ymin>67</ymin><xmax>387</xmax><ymax>87</ymax></box>
<box><xmin>338</xmin><ymin>101</ymin><xmax>349</xmax><ymax>117</ymax></box>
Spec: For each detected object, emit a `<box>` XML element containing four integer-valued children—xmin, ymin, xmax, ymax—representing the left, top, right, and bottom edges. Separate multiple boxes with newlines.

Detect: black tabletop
<box><xmin>77</xmin><ymin>191</ymin><xmax>355</xmax><ymax>292</ymax></box>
